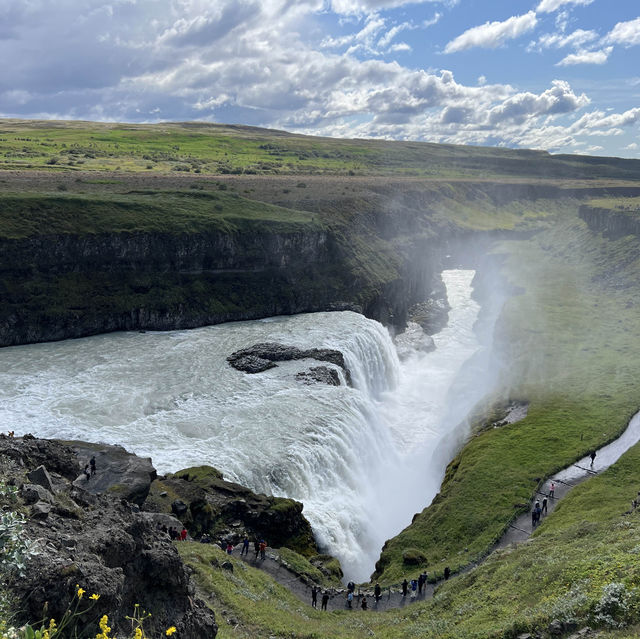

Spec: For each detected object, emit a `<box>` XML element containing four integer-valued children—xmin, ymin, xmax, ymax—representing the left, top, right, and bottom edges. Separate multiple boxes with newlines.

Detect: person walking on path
<box><xmin>254</xmin><ymin>540</ymin><xmax>260</xmax><ymax>559</ymax></box>
<box><xmin>83</xmin><ymin>464</ymin><xmax>91</xmax><ymax>481</ymax></box>
<box><xmin>311</xmin><ymin>586</ymin><xmax>318</xmax><ymax>608</ymax></box>
<box><xmin>361</xmin><ymin>596</ymin><xmax>368</xmax><ymax>611</ymax></box>
<box><xmin>418</xmin><ymin>572</ymin><xmax>425</xmax><ymax>595</ymax></box>
<box><xmin>321</xmin><ymin>591</ymin><xmax>329</xmax><ymax>611</ymax></box>
<box><xmin>89</xmin><ymin>456</ymin><xmax>96</xmax><ymax>476</ymax></box>
<box><xmin>549</xmin><ymin>482</ymin><xmax>555</xmax><ymax>499</ymax></box>
<box><xmin>346</xmin><ymin>591</ymin><xmax>353</xmax><ymax>608</ymax></box>
<box><xmin>590</xmin><ymin>450</ymin><xmax>597</xmax><ymax>465</ymax></box>
<box><xmin>542</xmin><ymin>496</ymin><xmax>548</xmax><ymax>515</ymax></box>
<box><xmin>411</xmin><ymin>579</ymin><xmax>418</xmax><ymax>598</ymax></box>
<box><xmin>402</xmin><ymin>578</ymin><xmax>408</xmax><ymax>597</ymax></box>
<box><xmin>374</xmin><ymin>583</ymin><xmax>381</xmax><ymax>603</ymax></box>
<box><xmin>259</xmin><ymin>539</ymin><xmax>267</xmax><ymax>560</ymax></box>
<box><xmin>241</xmin><ymin>537</ymin><xmax>250</xmax><ymax>556</ymax></box>
<box><xmin>226</xmin><ymin>542</ymin><xmax>234</xmax><ymax>554</ymax></box>
<box><xmin>180</xmin><ymin>527</ymin><xmax>188</xmax><ymax>541</ymax></box>
<box><xmin>444</xmin><ymin>566</ymin><xmax>451</xmax><ymax>580</ymax></box>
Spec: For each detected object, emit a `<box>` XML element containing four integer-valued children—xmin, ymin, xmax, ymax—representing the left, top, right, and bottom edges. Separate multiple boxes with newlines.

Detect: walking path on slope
<box><xmin>232</xmin><ymin>410</ymin><xmax>640</xmax><ymax>612</ymax></box>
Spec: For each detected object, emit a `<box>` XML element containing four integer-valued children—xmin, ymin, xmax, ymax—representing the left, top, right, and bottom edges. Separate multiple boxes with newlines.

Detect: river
<box><xmin>0</xmin><ymin>269</ymin><xmax>494</xmax><ymax>581</ymax></box>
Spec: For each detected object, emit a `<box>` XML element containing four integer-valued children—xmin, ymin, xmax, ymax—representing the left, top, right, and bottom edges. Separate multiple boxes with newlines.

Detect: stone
<box><xmin>295</xmin><ymin>366</ymin><xmax>341</xmax><ymax>386</ymax></box>
<box><xmin>31</xmin><ymin>501</ymin><xmax>52</xmax><ymax>519</ymax></box>
<box><xmin>172</xmin><ymin>500</ymin><xmax>189</xmax><ymax>517</ymax></box>
<box><xmin>26</xmin><ymin>465</ymin><xmax>55</xmax><ymax>493</ymax></box>
<box><xmin>67</xmin><ymin>442</ymin><xmax>157</xmax><ymax>506</ymax></box>
<box><xmin>20</xmin><ymin>483</ymin><xmax>54</xmax><ymax>505</ymax></box>
<box><xmin>221</xmin><ymin>561</ymin><xmax>234</xmax><ymax>572</ymax></box>
<box><xmin>227</xmin><ymin>342</ymin><xmax>351</xmax><ymax>384</ymax></box>
<box><xmin>548</xmin><ymin>619</ymin><xmax>564</xmax><ymax>635</ymax></box>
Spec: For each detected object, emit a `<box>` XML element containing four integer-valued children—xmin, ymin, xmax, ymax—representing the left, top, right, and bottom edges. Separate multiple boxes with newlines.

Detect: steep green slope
<box><xmin>374</xmin><ymin>200</ymin><xmax>640</xmax><ymax>583</ymax></box>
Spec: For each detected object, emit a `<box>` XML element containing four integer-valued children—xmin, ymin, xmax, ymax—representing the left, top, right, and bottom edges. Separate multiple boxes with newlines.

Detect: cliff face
<box><xmin>579</xmin><ymin>204</ymin><xmax>640</xmax><ymax>239</ymax></box>
<box><xmin>0</xmin><ymin>223</ymin><xmax>439</xmax><ymax>347</ymax></box>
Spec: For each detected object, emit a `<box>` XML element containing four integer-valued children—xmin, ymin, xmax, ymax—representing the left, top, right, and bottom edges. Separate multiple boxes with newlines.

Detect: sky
<box><xmin>1</xmin><ymin>0</ymin><xmax>639</xmax><ymax>158</ymax></box>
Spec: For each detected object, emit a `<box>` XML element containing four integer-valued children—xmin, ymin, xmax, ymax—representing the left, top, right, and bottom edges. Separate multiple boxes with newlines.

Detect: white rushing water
<box><xmin>0</xmin><ymin>269</ymin><xmax>489</xmax><ymax>581</ymax></box>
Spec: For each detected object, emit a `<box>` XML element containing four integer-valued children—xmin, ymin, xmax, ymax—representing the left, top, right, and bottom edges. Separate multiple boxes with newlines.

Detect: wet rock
<box><xmin>394</xmin><ymin>321</ymin><xmax>436</xmax><ymax>360</ymax></box>
<box><xmin>228</xmin><ymin>342</ymin><xmax>351</xmax><ymax>384</ymax></box>
<box><xmin>221</xmin><ymin>561</ymin><xmax>234</xmax><ymax>572</ymax></box>
<box><xmin>295</xmin><ymin>366</ymin><xmax>341</xmax><ymax>386</ymax></box>
<box><xmin>26</xmin><ymin>465</ymin><xmax>55</xmax><ymax>493</ymax></box>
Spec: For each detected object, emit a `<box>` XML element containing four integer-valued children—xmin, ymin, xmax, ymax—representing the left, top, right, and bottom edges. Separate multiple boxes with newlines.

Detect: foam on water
<box><xmin>0</xmin><ymin>269</ymin><xmax>488</xmax><ymax>581</ymax></box>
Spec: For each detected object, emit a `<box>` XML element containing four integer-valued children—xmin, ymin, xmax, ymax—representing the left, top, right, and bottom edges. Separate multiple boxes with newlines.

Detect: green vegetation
<box><xmin>3</xmin><ymin>118</ymin><xmax>640</xmax><ymax>181</ymax></box>
<box><xmin>0</xmin><ymin>189</ymin><xmax>320</xmax><ymax>240</ymax></box>
<box><xmin>375</xmin><ymin>203</ymin><xmax>640</xmax><ymax>582</ymax></box>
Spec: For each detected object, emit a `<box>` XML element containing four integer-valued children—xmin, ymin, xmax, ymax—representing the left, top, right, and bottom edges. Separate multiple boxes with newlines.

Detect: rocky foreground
<box><xmin>0</xmin><ymin>435</ymin><xmax>322</xmax><ymax>638</ymax></box>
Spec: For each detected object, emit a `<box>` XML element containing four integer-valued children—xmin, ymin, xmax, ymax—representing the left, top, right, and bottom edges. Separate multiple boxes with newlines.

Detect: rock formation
<box><xmin>0</xmin><ymin>435</ymin><xmax>217</xmax><ymax>638</ymax></box>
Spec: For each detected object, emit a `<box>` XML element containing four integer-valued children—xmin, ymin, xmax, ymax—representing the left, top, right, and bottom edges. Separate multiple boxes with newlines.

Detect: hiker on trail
<box><xmin>549</xmin><ymin>482</ymin><xmax>555</xmax><ymax>499</ymax></box>
<box><xmin>411</xmin><ymin>579</ymin><xmax>418</xmax><ymax>598</ymax></box>
<box><xmin>402</xmin><ymin>578</ymin><xmax>408</xmax><ymax>597</ymax></box>
<box><xmin>226</xmin><ymin>542</ymin><xmax>234</xmax><ymax>554</ymax></box>
<box><xmin>346</xmin><ymin>591</ymin><xmax>353</xmax><ymax>608</ymax></box>
<box><xmin>590</xmin><ymin>450</ymin><xmax>596</xmax><ymax>465</ymax></box>
<box><xmin>259</xmin><ymin>539</ymin><xmax>267</xmax><ymax>559</ymax></box>
<box><xmin>347</xmin><ymin>580</ymin><xmax>355</xmax><ymax>594</ymax></box>
<box><xmin>311</xmin><ymin>586</ymin><xmax>318</xmax><ymax>608</ymax></box>
<box><xmin>418</xmin><ymin>572</ymin><xmax>425</xmax><ymax>594</ymax></box>
<box><xmin>374</xmin><ymin>582</ymin><xmax>381</xmax><ymax>603</ymax></box>
<box><xmin>241</xmin><ymin>536</ymin><xmax>250</xmax><ymax>556</ymax></box>
<box><xmin>534</xmin><ymin>501</ymin><xmax>542</xmax><ymax>524</ymax></box>
<box><xmin>542</xmin><ymin>496</ymin><xmax>548</xmax><ymax>514</ymax></box>
<box><xmin>254</xmin><ymin>540</ymin><xmax>260</xmax><ymax>558</ymax></box>
<box><xmin>89</xmin><ymin>456</ymin><xmax>96</xmax><ymax>476</ymax></box>
<box><xmin>180</xmin><ymin>527</ymin><xmax>187</xmax><ymax>541</ymax></box>
<box><xmin>444</xmin><ymin>566</ymin><xmax>451</xmax><ymax>580</ymax></box>
<box><xmin>361</xmin><ymin>596</ymin><xmax>368</xmax><ymax>611</ymax></box>
<box><xmin>83</xmin><ymin>464</ymin><xmax>91</xmax><ymax>481</ymax></box>
<box><xmin>321</xmin><ymin>591</ymin><xmax>329</xmax><ymax>611</ymax></box>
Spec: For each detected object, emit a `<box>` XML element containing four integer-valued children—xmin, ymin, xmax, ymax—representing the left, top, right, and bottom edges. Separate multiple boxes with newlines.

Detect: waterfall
<box><xmin>0</xmin><ymin>269</ymin><xmax>488</xmax><ymax>582</ymax></box>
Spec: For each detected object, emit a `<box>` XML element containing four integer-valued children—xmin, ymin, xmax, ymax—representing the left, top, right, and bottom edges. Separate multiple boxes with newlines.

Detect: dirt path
<box><xmin>231</xmin><ymin>410</ymin><xmax>640</xmax><ymax>612</ymax></box>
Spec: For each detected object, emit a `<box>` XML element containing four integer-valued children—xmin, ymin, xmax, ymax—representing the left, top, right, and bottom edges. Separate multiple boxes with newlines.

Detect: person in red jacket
<box><xmin>180</xmin><ymin>527</ymin><xmax>187</xmax><ymax>541</ymax></box>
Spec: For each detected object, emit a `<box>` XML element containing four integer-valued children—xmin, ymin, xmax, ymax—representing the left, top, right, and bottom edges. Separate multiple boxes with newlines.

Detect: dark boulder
<box><xmin>227</xmin><ymin>342</ymin><xmax>351</xmax><ymax>384</ymax></box>
<box><xmin>67</xmin><ymin>441</ymin><xmax>157</xmax><ymax>506</ymax></box>
<box><xmin>295</xmin><ymin>366</ymin><xmax>341</xmax><ymax>386</ymax></box>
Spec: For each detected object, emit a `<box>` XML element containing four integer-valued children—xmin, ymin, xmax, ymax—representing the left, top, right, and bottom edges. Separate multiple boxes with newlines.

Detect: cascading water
<box><xmin>0</xmin><ymin>269</ymin><xmax>491</xmax><ymax>581</ymax></box>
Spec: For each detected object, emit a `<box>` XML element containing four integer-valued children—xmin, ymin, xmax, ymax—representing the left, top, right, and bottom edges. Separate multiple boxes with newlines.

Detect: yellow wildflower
<box><xmin>48</xmin><ymin>619</ymin><xmax>57</xmax><ymax>633</ymax></box>
<box><xmin>96</xmin><ymin>615</ymin><xmax>111</xmax><ymax>639</ymax></box>
<box><xmin>77</xmin><ymin>587</ymin><xmax>85</xmax><ymax>599</ymax></box>
<box><xmin>90</xmin><ymin>594</ymin><xmax>100</xmax><ymax>601</ymax></box>
<box><xmin>166</xmin><ymin>628</ymin><xmax>177</xmax><ymax>636</ymax></box>
<box><xmin>133</xmin><ymin>627</ymin><xmax>142</xmax><ymax>639</ymax></box>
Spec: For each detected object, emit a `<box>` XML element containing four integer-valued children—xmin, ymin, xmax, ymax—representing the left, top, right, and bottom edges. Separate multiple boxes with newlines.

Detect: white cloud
<box><xmin>625</xmin><ymin>142</ymin><xmax>639</xmax><ymax>150</ymax></box>
<box><xmin>605</xmin><ymin>17</ymin><xmax>640</xmax><ymax>47</ymax></box>
<box><xmin>444</xmin><ymin>11</ymin><xmax>537</xmax><ymax>54</ymax></box>
<box><xmin>486</xmin><ymin>79</ymin><xmax>589</xmax><ymax>125</ymax></box>
<box><xmin>557</xmin><ymin>47</ymin><xmax>612</xmax><ymax>65</ymax></box>
<box><xmin>329</xmin><ymin>0</ymin><xmax>454</xmax><ymax>16</ymax></box>
<box><xmin>528</xmin><ymin>28</ymin><xmax>598</xmax><ymax>52</ymax></box>
<box><xmin>536</xmin><ymin>0</ymin><xmax>593</xmax><ymax>14</ymax></box>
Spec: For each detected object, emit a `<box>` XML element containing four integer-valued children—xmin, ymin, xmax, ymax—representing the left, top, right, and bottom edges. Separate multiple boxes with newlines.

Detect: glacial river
<box><xmin>0</xmin><ymin>269</ymin><xmax>494</xmax><ymax>581</ymax></box>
